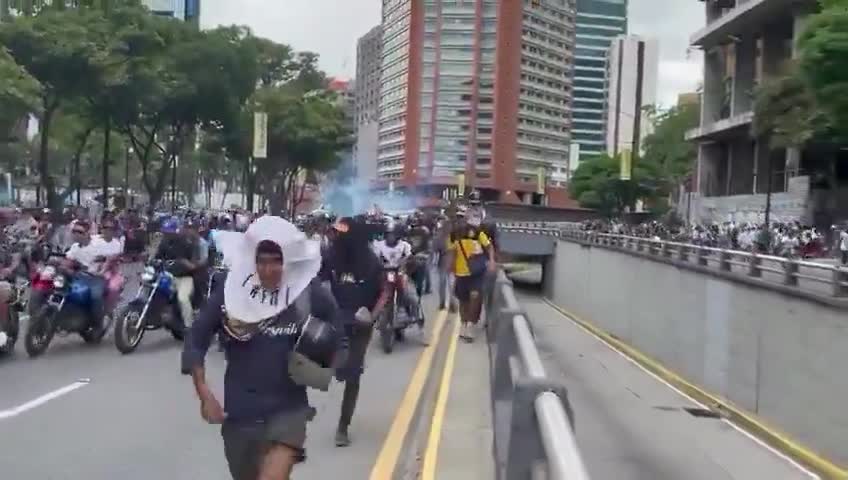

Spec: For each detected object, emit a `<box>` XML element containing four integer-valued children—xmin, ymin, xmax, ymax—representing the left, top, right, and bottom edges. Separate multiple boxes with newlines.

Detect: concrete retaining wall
<box><xmin>546</xmin><ymin>240</ymin><xmax>848</xmax><ymax>466</ymax></box>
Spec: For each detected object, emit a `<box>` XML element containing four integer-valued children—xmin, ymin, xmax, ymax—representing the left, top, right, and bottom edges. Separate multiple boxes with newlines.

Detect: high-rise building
<box><xmin>605</xmin><ymin>34</ymin><xmax>658</xmax><ymax>156</ymax></box>
<box><xmin>142</xmin><ymin>0</ymin><xmax>201</xmax><ymax>25</ymax></box>
<box><xmin>354</xmin><ymin>25</ymin><xmax>383</xmax><ymax>183</ymax></box>
<box><xmin>685</xmin><ymin>0</ymin><xmax>830</xmax><ymax>224</ymax></box>
<box><xmin>376</xmin><ymin>0</ymin><xmax>577</xmax><ymax>207</ymax></box>
<box><xmin>573</xmin><ymin>0</ymin><xmax>627</xmax><ymax>161</ymax></box>
<box><xmin>355</xmin><ymin>25</ymin><xmax>383</xmax><ymax>127</ymax></box>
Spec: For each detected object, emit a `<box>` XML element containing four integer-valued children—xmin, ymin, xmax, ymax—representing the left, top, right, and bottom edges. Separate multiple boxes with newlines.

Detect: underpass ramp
<box><xmin>518</xmin><ymin>292</ymin><xmax>816</xmax><ymax>480</ymax></box>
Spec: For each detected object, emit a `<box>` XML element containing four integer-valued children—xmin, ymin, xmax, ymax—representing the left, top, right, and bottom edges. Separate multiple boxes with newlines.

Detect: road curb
<box><xmin>543</xmin><ymin>298</ymin><xmax>848</xmax><ymax>480</ymax></box>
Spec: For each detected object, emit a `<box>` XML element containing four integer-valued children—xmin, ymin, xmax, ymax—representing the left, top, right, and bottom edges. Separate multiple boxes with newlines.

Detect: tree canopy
<box><xmin>0</xmin><ymin>2</ymin><xmax>348</xmax><ymax>213</ymax></box>
<box><xmin>570</xmin><ymin>153</ymin><xmax>663</xmax><ymax>218</ymax></box>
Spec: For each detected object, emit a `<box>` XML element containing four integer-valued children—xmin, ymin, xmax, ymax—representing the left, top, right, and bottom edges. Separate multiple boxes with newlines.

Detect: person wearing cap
<box><xmin>182</xmin><ymin>216</ymin><xmax>343</xmax><ymax>480</ymax></box>
<box><xmin>322</xmin><ymin>216</ymin><xmax>388</xmax><ymax>447</ymax></box>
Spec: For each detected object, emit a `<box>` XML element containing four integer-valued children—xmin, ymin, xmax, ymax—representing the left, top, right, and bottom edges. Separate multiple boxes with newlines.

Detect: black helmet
<box><xmin>293</xmin><ymin>315</ymin><xmax>338</xmax><ymax>368</ymax></box>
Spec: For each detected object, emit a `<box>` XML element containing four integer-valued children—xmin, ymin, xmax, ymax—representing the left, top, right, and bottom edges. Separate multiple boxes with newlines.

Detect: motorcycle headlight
<box><xmin>141</xmin><ymin>270</ymin><xmax>156</xmax><ymax>283</ymax></box>
<box><xmin>53</xmin><ymin>276</ymin><xmax>66</xmax><ymax>289</ymax></box>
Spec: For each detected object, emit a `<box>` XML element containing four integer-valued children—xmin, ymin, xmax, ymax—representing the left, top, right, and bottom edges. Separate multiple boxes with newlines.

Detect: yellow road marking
<box><xmin>369</xmin><ymin>309</ymin><xmax>448</xmax><ymax>480</ymax></box>
<box><xmin>543</xmin><ymin>299</ymin><xmax>848</xmax><ymax>480</ymax></box>
<box><xmin>420</xmin><ymin>316</ymin><xmax>461</xmax><ymax>479</ymax></box>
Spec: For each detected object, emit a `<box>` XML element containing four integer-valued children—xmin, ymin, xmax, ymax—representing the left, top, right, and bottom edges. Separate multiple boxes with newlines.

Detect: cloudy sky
<box><xmin>201</xmin><ymin>0</ymin><xmax>703</xmax><ymax>107</ymax></box>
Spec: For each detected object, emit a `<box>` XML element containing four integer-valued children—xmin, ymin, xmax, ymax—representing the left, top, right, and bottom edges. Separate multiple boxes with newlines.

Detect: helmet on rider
<box><xmin>385</xmin><ymin>223</ymin><xmax>402</xmax><ymax>247</ymax></box>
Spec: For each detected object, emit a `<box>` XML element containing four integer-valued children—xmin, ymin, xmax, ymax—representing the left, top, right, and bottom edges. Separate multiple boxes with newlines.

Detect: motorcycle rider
<box><xmin>406</xmin><ymin>216</ymin><xmax>432</xmax><ymax>296</ymax></box>
<box><xmin>372</xmin><ymin>224</ymin><xmax>420</xmax><ymax>322</ymax></box>
<box><xmin>182</xmin><ymin>216</ymin><xmax>342</xmax><ymax>480</ymax></box>
<box><xmin>322</xmin><ymin>216</ymin><xmax>387</xmax><ymax>447</ymax></box>
<box><xmin>153</xmin><ymin>217</ymin><xmax>201</xmax><ymax>329</ymax></box>
<box><xmin>64</xmin><ymin>221</ymin><xmax>114</xmax><ymax>332</ymax></box>
<box><xmin>0</xmin><ymin>223</ymin><xmax>37</xmax><ymax>350</ymax></box>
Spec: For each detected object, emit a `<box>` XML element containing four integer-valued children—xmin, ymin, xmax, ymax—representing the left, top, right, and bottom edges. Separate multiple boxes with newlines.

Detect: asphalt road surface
<box><xmin>517</xmin><ymin>292</ymin><xmax>816</xmax><ymax>480</ymax></box>
<box><xmin>0</xmin><ymin>271</ymin><xmax>441</xmax><ymax>480</ymax></box>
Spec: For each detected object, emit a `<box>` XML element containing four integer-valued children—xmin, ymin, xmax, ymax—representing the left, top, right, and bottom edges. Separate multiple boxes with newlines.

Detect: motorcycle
<box><xmin>0</xmin><ymin>276</ymin><xmax>29</xmax><ymax>355</ymax></box>
<box><xmin>24</xmin><ymin>259</ymin><xmax>114</xmax><ymax>357</ymax></box>
<box><xmin>113</xmin><ymin>259</ymin><xmax>185</xmax><ymax>354</ymax></box>
<box><xmin>378</xmin><ymin>266</ymin><xmax>424</xmax><ymax>354</ymax></box>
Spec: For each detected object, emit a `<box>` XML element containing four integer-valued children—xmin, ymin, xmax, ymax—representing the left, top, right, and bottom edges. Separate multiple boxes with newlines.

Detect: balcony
<box><xmin>691</xmin><ymin>0</ymin><xmax>802</xmax><ymax>48</ymax></box>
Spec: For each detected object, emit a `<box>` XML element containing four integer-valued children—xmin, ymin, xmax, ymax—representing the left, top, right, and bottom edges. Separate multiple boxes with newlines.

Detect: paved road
<box><xmin>517</xmin><ymin>293</ymin><xmax>816</xmax><ymax>480</ymax></box>
<box><xmin>0</xmin><ymin>281</ymin><xmax>441</xmax><ymax>479</ymax></box>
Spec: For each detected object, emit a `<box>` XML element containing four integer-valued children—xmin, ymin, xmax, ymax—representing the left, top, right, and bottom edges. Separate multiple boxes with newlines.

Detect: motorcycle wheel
<box><xmin>114</xmin><ymin>305</ymin><xmax>146</xmax><ymax>354</ymax></box>
<box><xmin>24</xmin><ymin>305</ymin><xmax>56</xmax><ymax>358</ymax></box>
<box><xmin>380</xmin><ymin>305</ymin><xmax>396</xmax><ymax>354</ymax></box>
<box><xmin>0</xmin><ymin>309</ymin><xmax>19</xmax><ymax>355</ymax></box>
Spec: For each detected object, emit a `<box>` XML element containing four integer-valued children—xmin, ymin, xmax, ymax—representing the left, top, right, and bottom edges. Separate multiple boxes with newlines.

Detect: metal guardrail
<box><xmin>486</xmin><ymin>269</ymin><xmax>590</xmax><ymax>480</ymax></box>
<box><xmin>496</xmin><ymin>223</ymin><xmax>848</xmax><ymax>298</ymax></box>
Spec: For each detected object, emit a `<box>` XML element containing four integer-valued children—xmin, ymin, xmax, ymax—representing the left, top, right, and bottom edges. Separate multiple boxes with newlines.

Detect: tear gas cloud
<box><xmin>319</xmin><ymin>174</ymin><xmax>420</xmax><ymax>217</ymax></box>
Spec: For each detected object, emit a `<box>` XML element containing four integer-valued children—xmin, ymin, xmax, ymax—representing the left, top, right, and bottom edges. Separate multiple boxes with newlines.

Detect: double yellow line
<box><xmin>368</xmin><ymin>310</ymin><xmax>463</xmax><ymax>480</ymax></box>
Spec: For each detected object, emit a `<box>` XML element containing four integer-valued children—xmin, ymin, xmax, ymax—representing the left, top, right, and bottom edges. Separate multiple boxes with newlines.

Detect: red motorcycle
<box><xmin>377</xmin><ymin>266</ymin><xmax>424</xmax><ymax>354</ymax></box>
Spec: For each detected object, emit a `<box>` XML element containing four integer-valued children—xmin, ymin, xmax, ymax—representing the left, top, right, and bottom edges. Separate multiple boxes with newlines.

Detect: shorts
<box><xmin>454</xmin><ymin>275</ymin><xmax>483</xmax><ymax>303</ymax></box>
<box><xmin>221</xmin><ymin>407</ymin><xmax>316</xmax><ymax>480</ymax></box>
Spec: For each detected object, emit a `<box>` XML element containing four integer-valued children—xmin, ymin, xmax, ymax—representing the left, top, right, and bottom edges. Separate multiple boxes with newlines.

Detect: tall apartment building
<box><xmin>605</xmin><ymin>34</ymin><xmax>658</xmax><ymax>156</ymax></box>
<box><xmin>376</xmin><ymin>0</ymin><xmax>577</xmax><ymax>207</ymax></box>
<box><xmin>354</xmin><ymin>25</ymin><xmax>383</xmax><ymax>182</ymax></box>
<box><xmin>685</xmin><ymin>0</ymin><xmax>827</xmax><ymax>224</ymax></box>
<box><xmin>573</xmin><ymin>0</ymin><xmax>627</xmax><ymax>161</ymax></box>
<box><xmin>142</xmin><ymin>0</ymin><xmax>201</xmax><ymax>25</ymax></box>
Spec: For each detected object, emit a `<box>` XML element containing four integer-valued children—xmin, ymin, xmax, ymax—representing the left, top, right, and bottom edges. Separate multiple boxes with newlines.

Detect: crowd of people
<box><xmin>0</xmin><ymin>197</ymin><xmax>499</xmax><ymax>480</ymax></box>
<box><xmin>579</xmin><ymin>219</ymin><xmax>848</xmax><ymax>262</ymax></box>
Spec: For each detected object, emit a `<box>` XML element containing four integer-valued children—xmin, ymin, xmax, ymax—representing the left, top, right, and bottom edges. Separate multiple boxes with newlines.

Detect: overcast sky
<box><xmin>201</xmin><ymin>0</ymin><xmax>703</xmax><ymax>107</ymax></box>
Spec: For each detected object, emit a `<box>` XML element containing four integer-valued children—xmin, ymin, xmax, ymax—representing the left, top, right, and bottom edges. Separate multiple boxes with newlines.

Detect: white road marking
<box><xmin>548</xmin><ymin>303</ymin><xmax>820</xmax><ymax>479</ymax></box>
<box><xmin>0</xmin><ymin>379</ymin><xmax>91</xmax><ymax>420</ymax></box>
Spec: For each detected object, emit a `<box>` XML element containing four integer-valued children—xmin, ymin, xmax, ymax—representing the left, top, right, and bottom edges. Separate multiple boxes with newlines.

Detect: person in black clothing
<box><xmin>322</xmin><ymin>216</ymin><xmax>388</xmax><ymax>447</ymax></box>
<box><xmin>155</xmin><ymin>218</ymin><xmax>200</xmax><ymax>328</ymax></box>
<box><xmin>182</xmin><ymin>216</ymin><xmax>342</xmax><ymax>480</ymax></box>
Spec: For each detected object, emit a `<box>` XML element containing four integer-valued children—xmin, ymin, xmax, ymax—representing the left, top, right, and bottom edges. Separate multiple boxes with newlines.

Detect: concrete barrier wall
<box><xmin>546</xmin><ymin>240</ymin><xmax>848</xmax><ymax>466</ymax></box>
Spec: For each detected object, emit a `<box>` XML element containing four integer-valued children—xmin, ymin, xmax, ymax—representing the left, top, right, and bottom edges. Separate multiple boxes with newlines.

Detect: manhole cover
<box><xmin>683</xmin><ymin>407</ymin><xmax>721</xmax><ymax>419</ymax></box>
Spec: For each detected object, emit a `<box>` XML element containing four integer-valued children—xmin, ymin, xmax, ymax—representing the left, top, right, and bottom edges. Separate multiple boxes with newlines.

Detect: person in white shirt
<box><xmin>840</xmin><ymin>228</ymin><xmax>848</xmax><ymax>265</ymax></box>
<box><xmin>64</xmin><ymin>221</ymin><xmax>112</xmax><ymax>331</ymax></box>
<box><xmin>372</xmin><ymin>227</ymin><xmax>419</xmax><ymax>321</ymax></box>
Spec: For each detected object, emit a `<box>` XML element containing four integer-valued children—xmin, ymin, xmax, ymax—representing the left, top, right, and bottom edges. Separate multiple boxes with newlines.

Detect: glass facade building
<box><xmin>376</xmin><ymin>0</ymin><xmax>577</xmax><ymax>206</ymax></box>
<box><xmin>573</xmin><ymin>0</ymin><xmax>627</xmax><ymax>161</ymax></box>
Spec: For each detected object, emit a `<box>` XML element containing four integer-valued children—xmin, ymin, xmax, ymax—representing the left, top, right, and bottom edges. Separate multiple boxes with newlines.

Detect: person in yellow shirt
<box><xmin>446</xmin><ymin>208</ymin><xmax>495</xmax><ymax>341</ymax></box>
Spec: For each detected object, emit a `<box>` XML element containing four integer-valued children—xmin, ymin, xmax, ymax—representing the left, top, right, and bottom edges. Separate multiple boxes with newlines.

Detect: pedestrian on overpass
<box><xmin>447</xmin><ymin>207</ymin><xmax>496</xmax><ymax>342</ymax></box>
<box><xmin>840</xmin><ymin>228</ymin><xmax>848</xmax><ymax>265</ymax></box>
<box><xmin>182</xmin><ymin>216</ymin><xmax>343</xmax><ymax>480</ymax></box>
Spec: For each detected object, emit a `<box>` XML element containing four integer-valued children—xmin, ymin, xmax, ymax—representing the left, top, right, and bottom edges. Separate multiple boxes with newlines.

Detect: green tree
<box><xmin>797</xmin><ymin>0</ymin><xmax>848</xmax><ymax>139</ymax></box>
<box><xmin>641</xmin><ymin>102</ymin><xmax>700</xmax><ymax>195</ymax></box>
<box><xmin>753</xmin><ymin>60</ymin><xmax>834</xmax><ymax>150</ymax></box>
<box><xmin>0</xmin><ymin>47</ymin><xmax>39</xmax><ymax>139</ymax></box>
<box><xmin>0</xmin><ymin>8</ymin><xmax>115</xmax><ymax>210</ymax></box>
<box><xmin>251</xmin><ymin>83</ymin><xmax>349</xmax><ymax>216</ymax></box>
<box><xmin>570</xmin><ymin>153</ymin><xmax>663</xmax><ymax>218</ymax></box>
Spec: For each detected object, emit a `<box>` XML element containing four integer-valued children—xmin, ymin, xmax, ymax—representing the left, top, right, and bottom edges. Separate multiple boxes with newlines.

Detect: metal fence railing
<box><xmin>496</xmin><ymin>224</ymin><xmax>848</xmax><ymax>299</ymax></box>
<box><xmin>486</xmin><ymin>269</ymin><xmax>590</xmax><ymax>480</ymax></box>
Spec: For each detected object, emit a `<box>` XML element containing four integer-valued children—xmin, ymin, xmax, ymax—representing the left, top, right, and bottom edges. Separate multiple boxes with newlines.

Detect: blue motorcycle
<box><xmin>113</xmin><ymin>260</ymin><xmax>185</xmax><ymax>354</ymax></box>
<box><xmin>24</xmin><ymin>266</ymin><xmax>110</xmax><ymax>358</ymax></box>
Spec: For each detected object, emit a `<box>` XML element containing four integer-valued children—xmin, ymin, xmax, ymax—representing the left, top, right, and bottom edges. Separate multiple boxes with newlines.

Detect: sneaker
<box><xmin>459</xmin><ymin>323</ymin><xmax>470</xmax><ymax>340</ymax></box>
<box><xmin>335</xmin><ymin>428</ymin><xmax>351</xmax><ymax>447</ymax></box>
<box><xmin>466</xmin><ymin>324</ymin><xmax>476</xmax><ymax>342</ymax></box>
